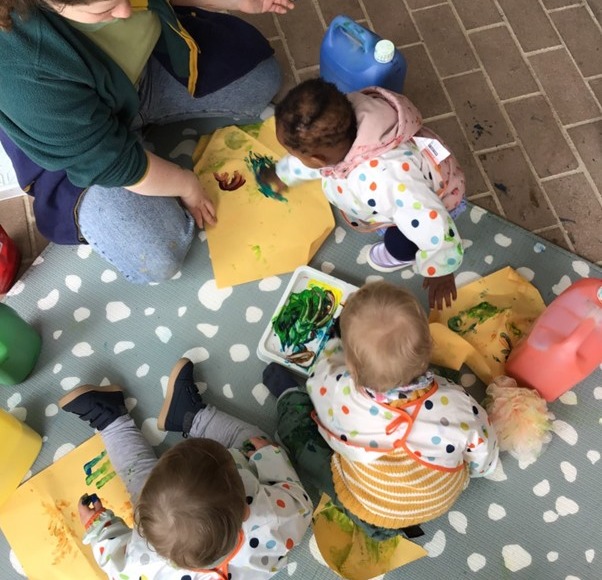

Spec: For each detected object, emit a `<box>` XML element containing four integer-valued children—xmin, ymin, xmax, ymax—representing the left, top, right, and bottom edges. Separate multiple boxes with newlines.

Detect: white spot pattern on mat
<box><xmin>178</xmin><ymin>307</ymin><xmax>187</xmax><ymax>317</ymax></box>
<box><xmin>74</xmin><ymin>307</ymin><xmax>90</xmax><ymax>322</ymax></box>
<box><xmin>223</xmin><ymin>384</ymin><xmax>234</xmax><ymax>398</ymax></box>
<box><xmin>585</xmin><ymin>549</ymin><xmax>595</xmax><ymax>563</ymax></box>
<box><xmin>366</xmin><ymin>275</ymin><xmax>384</xmax><ymax>283</ymax></box>
<box><xmin>502</xmin><ymin>544</ymin><xmax>532</xmax><ymax>571</ymax></box>
<box><xmin>45</xmin><ymin>404</ymin><xmax>58</xmax><ymax>417</ymax></box>
<box><xmin>470</xmin><ymin>205</ymin><xmax>486</xmax><ymax>223</ymax></box>
<box><xmin>136</xmin><ymin>364</ymin><xmax>150</xmax><ymax>378</ymax></box>
<box><xmin>486</xmin><ymin>461</ymin><xmax>507</xmax><ymax>482</ymax></box>
<box><xmin>559</xmin><ymin>391</ymin><xmax>577</xmax><ymax>405</ymax></box>
<box><xmin>246</xmin><ymin>306</ymin><xmax>263</xmax><ymax>323</ymax></box>
<box><xmin>141</xmin><ymin>418</ymin><xmax>167</xmax><ymax>446</ymax></box>
<box><xmin>587</xmin><ymin>450</ymin><xmax>600</xmax><ymax>464</ymax></box>
<box><xmin>286</xmin><ymin>562</ymin><xmax>297</xmax><ymax>576</ymax></box>
<box><xmin>125</xmin><ymin>398</ymin><xmax>137</xmax><ymax>413</ymax></box>
<box><xmin>258</xmin><ymin>276</ymin><xmax>281</xmax><ymax>292</ymax></box>
<box><xmin>547</xmin><ymin>551</ymin><xmax>559</xmax><ymax>562</ymax></box>
<box><xmin>114</xmin><ymin>341</ymin><xmax>135</xmax><ymax>354</ymax></box>
<box><xmin>144</xmin><ymin>308</ymin><xmax>155</xmax><ymax>316</ymax></box>
<box><xmin>321</xmin><ymin>261</ymin><xmax>335</xmax><ymax>274</ymax></box>
<box><xmin>460</xmin><ymin>373</ymin><xmax>476</xmax><ymax>387</ymax></box>
<box><xmin>53</xmin><ymin>443</ymin><xmax>75</xmax><ymax>462</ymax></box>
<box><xmin>76</xmin><ymin>245</ymin><xmax>92</xmax><ymax>258</ymax></box>
<box><xmin>183</xmin><ymin>347</ymin><xmax>209</xmax><ymax>363</ymax></box>
<box><xmin>53</xmin><ymin>364</ymin><xmax>62</xmax><ymax>374</ymax></box>
<box><xmin>448</xmin><ymin>511</ymin><xmax>467</xmax><ymax>534</ymax></box>
<box><xmin>65</xmin><ymin>275</ymin><xmax>81</xmax><ymax>293</ymax></box>
<box><xmin>160</xmin><ymin>375</ymin><xmax>168</xmax><ymax>398</ymax></box>
<box><xmin>101</xmin><ymin>269</ymin><xmax>117</xmax><ymax>283</ymax></box>
<box><xmin>467</xmin><ymin>553</ymin><xmax>486</xmax><ymax>572</ymax></box>
<box><xmin>552</xmin><ymin>275</ymin><xmax>572</xmax><ymax>296</ymax></box>
<box><xmin>533</xmin><ymin>480</ymin><xmax>550</xmax><ymax>497</ymax></box>
<box><xmin>72</xmin><ymin>342</ymin><xmax>94</xmax><ymax>357</ymax></box>
<box><xmin>334</xmin><ymin>226</ymin><xmax>346</xmax><ymax>243</ymax></box>
<box><xmin>572</xmin><ymin>261</ymin><xmax>590</xmax><ymax>277</ymax></box>
<box><xmin>7</xmin><ymin>280</ymin><xmax>24</xmax><ymax>296</ymax></box>
<box><xmin>594</xmin><ymin>387</ymin><xmax>602</xmax><ymax>400</ymax></box>
<box><xmin>494</xmin><ymin>233</ymin><xmax>512</xmax><ymax>247</ymax></box>
<box><xmin>60</xmin><ymin>377</ymin><xmax>80</xmax><ymax>391</ymax></box>
<box><xmin>456</xmin><ymin>271</ymin><xmax>481</xmax><ymax>286</ymax></box>
<box><xmin>9</xmin><ymin>550</ymin><xmax>25</xmax><ymax>576</ymax></box>
<box><xmin>38</xmin><ymin>289</ymin><xmax>59</xmax><ymax>310</ymax></box>
<box><xmin>484</xmin><ymin>255</ymin><xmax>493</xmax><ymax>264</ymax></box>
<box><xmin>488</xmin><ymin>504</ymin><xmax>506</xmax><ymax>520</ymax></box>
<box><xmin>53</xmin><ymin>330</ymin><xmax>62</xmax><ymax>339</ymax></box>
<box><xmin>561</xmin><ymin>461</ymin><xmax>577</xmax><ymax>482</ymax></box>
<box><xmin>155</xmin><ymin>326</ymin><xmax>172</xmax><ymax>343</ymax></box>
<box><xmin>230</xmin><ymin>344</ymin><xmax>250</xmax><ymax>362</ymax></box>
<box><xmin>7</xmin><ymin>393</ymin><xmax>21</xmax><ymax>409</ymax></box>
<box><xmin>401</xmin><ymin>269</ymin><xmax>415</xmax><ymax>279</ymax></box>
<box><xmin>252</xmin><ymin>383</ymin><xmax>270</xmax><ymax>406</ymax></box>
<box><xmin>106</xmin><ymin>301</ymin><xmax>131</xmax><ymax>322</ymax></box>
<box><xmin>424</xmin><ymin>530</ymin><xmax>446</xmax><ymax>557</ymax></box>
<box><xmin>197</xmin><ymin>323</ymin><xmax>218</xmax><ymax>338</ymax></box>
<box><xmin>198</xmin><ymin>279</ymin><xmax>232</xmax><ymax>310</ymax></box>
<box><xmin>357</xmin><ymin>245</ymin><xmax>371</xmax><ymax>264</ymax></box>
<box><xmin>555</xmin><ymin>496</ymin><xmax>579</xmax><ymax>516</ymax></box>
<box><xmin>462</xmin><ymin>239</ymin><xmax>473</xmax><ymax>249</ymax></box>
<box><xmin>553</xmin><ymin>420</ymin><xmax>578</xmax><ymax>445</ymax></box>
<box><xmin>516</xmin><ymin>267</ymin><xmax>535</xmax><ymax>281</ymax></box>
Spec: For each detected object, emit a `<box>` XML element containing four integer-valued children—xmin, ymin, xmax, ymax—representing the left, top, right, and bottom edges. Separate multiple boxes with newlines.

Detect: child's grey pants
<box><xmin>101</xmin><ymin>405</ymin><xmax>268</xmax><ymax>502</ymax></box>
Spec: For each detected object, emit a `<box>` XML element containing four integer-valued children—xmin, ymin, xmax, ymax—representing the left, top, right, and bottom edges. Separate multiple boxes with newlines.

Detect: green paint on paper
<box><xmin>224</xmin><ymin>131</ymin><xmax>249</xmax><ymax>150</ymax></box>
<box><xmin>95</xmin><ymin>471</ymin><xmax>117</xmax><ymax>489</ymax></box>
<box><xmin>251</xmin><ymin>245</ymin><xmax>262</xmax><ymax>259</ymax></box>
<box><xmin>448</xmin><ymin>301</ymin><xmax>506</xmax><ymax>336</ymax></box>
<box><xmin>245</xmin><ymin>152</ymin><xmax>287</xmax><ymax>202</ymax></box>
<box><xmin>83</xmin><ymin>450</ymin><xmax>107</xmax><ymax>476</ymax></box>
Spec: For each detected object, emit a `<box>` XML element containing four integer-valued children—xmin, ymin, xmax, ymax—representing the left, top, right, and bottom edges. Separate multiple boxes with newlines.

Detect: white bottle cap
<box><xmin>374</xmin><ymin>39</ymin><xmax>395</xmax><ymax>64</ymax></box>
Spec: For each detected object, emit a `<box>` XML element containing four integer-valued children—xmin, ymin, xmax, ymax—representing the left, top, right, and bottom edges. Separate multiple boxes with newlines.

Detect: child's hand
<box><xmin>423</xmin><ymin>273</ymin><xmax>457</xmax><ymax>310</ymax></box>
<box><xmin>78</xmin><ymin>493</ymin><xmax>104</xmax><ymax>527</ymax></box>
<box><xmin>257</xmin><ymin>165</ymin><xmax>287</xmax><ymax>194</ymax></box>
<box><xmin>244</xmin><ymin>436</ymin><xmax>275</xmax><ymax>457</ymax></box>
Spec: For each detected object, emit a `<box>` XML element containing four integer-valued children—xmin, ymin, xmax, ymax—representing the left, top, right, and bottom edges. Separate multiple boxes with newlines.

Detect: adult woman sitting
<box><xmin>0</xmin><ymin>0</ymin><xmax>293</xmax><ymax>282</ymax></box>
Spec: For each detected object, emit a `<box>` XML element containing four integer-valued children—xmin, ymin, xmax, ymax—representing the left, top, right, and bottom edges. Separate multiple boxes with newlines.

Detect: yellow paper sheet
<box><xmin>429</xmin><ymin>267</ymin><xmax>546</xmax><ymax>384</ymax></box>
<box><xmin>312</xmin><ymin>494</ymin><xmax>427</xmax><ymax>579</ymax></box>
<box><xmin>194</xmin><ymin>118</ymin><xmax>334</xmax><ymax>288</ymax></box>
<box><xmin>0</xmin><ymin>435</ymin><xmax>133</xmax><ymax>580</ymax></box>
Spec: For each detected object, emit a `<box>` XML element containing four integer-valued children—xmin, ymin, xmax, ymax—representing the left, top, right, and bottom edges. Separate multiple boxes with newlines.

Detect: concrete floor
<box><xmin>1</xmin><ymin>0</ymin><xmax>601</xmax><ymax>292</ymax></box>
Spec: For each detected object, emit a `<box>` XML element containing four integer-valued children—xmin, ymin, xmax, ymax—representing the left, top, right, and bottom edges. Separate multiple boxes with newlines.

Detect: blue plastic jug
<box><xmin>320</xmin><ymin>15</ymin><xmax>407</xmax><ymax>94</ymax></box>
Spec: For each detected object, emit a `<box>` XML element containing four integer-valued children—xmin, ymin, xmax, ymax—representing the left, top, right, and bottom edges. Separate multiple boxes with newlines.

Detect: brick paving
<box><xmin>1</xmin><ymin>0</ymin><xmax>601</xmax><ymax>285</ymax></box>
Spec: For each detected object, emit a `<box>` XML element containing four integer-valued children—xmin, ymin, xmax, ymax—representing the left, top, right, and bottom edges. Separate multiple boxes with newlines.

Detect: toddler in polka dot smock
<box><xmin>265</xmin><ymin>281</ymin><xmax>499</xmax><ymax>537</ymax></box>
<box><xmin>259</xmin><ymin>78</ymin><xmax>466</xmax><ymax>310</ymax></box>
<box><xmin>60</xmin><ymin>358</ymin><xmax>312</xmax><ymax>579</ymax></box>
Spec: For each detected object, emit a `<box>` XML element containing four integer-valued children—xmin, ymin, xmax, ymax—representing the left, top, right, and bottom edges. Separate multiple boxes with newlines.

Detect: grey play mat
<box><xmin>1</xmin><ymin>124</ymin><xmax>600</xmax><ymax>580</ymax></box>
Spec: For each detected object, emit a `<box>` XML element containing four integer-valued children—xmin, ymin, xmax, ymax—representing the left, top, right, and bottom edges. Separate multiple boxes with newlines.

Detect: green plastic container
<box><xmin>0</xmin><ymin>303</ymin><xmax>42</xmax><ymax>385</ymax></box>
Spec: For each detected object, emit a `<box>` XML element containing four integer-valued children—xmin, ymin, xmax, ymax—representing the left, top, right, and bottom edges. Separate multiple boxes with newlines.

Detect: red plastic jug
<box><xmin>505</xmin><ymin>278</ymin><xmax>602</xmax><ymax>402</ymax></box>
<box><xmin>0</xmin><ymin>225</ymin><xmax>20</xmax><ymax>294</ymax></box>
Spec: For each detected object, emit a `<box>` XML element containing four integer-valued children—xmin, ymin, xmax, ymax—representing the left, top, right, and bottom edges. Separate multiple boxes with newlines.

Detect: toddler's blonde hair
<box><xmin>135</xmin><ymin>438</ymin><xmax>245</xmax><ymax>570</ymax></box>
<box><xmin>339</xmin><ymin>281</ymin><xmax>432</xmax><ymax>391</ymax></box>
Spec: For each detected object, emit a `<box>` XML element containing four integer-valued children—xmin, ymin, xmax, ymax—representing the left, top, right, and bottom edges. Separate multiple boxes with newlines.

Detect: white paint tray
<box><xmin>257</xmin><ymin>266</ymin><xmax>358</xmax><ymax>377</ymax></box>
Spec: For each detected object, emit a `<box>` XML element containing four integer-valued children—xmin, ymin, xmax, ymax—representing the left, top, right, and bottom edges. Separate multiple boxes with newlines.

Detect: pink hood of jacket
<box><xmin>322</xmin><ymin>87</ymin><xmax>466</xmax><ymax>214</ymax></box>
<box><xmin>323</xmin><ymin>86</ymin><xmax>422</xmax><ymax>179</ymax></box>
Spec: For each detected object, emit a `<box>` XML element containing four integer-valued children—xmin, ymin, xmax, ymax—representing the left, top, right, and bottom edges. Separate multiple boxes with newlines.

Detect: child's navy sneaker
<box><xmin>59</xmin><ymin>385</ymin><xmax>127</xmax><ymax>431</ymax></box>
<box><xmin>157</xmin><ymin>358</ymin><xmax>205</xmax><ymax>437</ymax></box>
<box><xmin>262</xmin><ymin>363</ymin><xmax>300</xmax><ymax>399</ymax></box>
